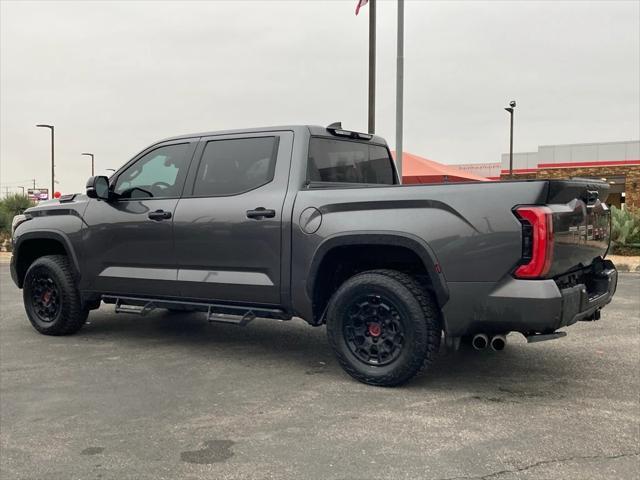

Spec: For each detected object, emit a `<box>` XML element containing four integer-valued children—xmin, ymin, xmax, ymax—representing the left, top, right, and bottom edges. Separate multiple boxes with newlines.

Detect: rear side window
<box><xmin>193</xmin><ymin>137</ymin><xmax>278</xmax><ymax>196</ymax></box>
<box><xmin>308</xmin><ymin>137</ymin><xmax>396</xmax><ymax>185</ymax></box>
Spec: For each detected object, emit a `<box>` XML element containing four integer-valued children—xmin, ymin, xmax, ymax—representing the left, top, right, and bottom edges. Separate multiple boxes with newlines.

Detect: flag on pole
<box><xmin>355</xmin><ymin>0</ymin><xmax>368</xmax><ymax>16</ymax></box>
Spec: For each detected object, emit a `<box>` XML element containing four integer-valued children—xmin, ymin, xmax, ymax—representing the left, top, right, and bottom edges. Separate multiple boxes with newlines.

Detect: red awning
<box><xmin>393</xmin><ymin>151</ymin><xmax>490</xmax><ymax>184</ymax></box>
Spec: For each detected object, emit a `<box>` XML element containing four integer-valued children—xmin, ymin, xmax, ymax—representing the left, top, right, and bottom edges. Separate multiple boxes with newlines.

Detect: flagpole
<box><xmin>368</xmin><ymin>0</ymin><xmax>376</xmax><ymax>134</ymax></box>
<box><xmin>396</xmin><ymin>0</ymin><xmax>404</xmax><ymax>181</ymax></box>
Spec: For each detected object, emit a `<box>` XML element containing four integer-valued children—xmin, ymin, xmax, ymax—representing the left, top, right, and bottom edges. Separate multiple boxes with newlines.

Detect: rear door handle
<box><xmin>148</xmin><ymin>209</ymin><xmax>172</xmax><ymax>221</ymax></box>
<box><xmin>246</xmin><ymin>207</ymin><xmax>276</xmax><ymax>219</ymax></box>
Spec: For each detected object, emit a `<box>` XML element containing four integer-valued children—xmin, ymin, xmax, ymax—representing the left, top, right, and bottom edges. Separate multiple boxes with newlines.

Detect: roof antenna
<box><xmin>327</xmin><ymin>122</ymin><xmax>342</xmax><ymax>130</ymax></box>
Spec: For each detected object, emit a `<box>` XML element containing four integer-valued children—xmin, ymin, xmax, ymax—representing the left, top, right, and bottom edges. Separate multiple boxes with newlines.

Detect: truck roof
<box><xmin>161</xmin><ymin>125</ymin><xmax>388</xmax><ymax>145</ymax></box>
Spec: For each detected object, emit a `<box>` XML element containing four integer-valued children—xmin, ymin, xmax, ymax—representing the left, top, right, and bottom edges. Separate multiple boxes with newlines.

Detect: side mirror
<box><xmin>86</xmin><ymin>176</ymin><xmax>110</xmax><ymax>200</ymax></box>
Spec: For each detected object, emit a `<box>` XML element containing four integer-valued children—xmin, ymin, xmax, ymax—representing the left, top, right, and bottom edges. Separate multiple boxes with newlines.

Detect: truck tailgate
<box><xmin>546</xmin><ymin>179</ymin><xmax>610</xmax><ymax>277</ymax></box>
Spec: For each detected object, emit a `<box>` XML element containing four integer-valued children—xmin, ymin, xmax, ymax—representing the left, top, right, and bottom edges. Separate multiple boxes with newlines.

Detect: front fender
<box><xmin>12</xmin><ymin>229</ymin><xmax>81</xmax><ymax>287</ymax></box>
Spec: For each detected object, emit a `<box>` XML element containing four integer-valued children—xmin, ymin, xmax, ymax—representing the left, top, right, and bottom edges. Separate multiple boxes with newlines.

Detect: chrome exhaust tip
<box><xmin>472</xmin><ymin>333</ymin><xmax>489</xmax><ymax>350</ymax></box>
<box><xmin>490</xmin><ymin>334</ymin><xmax>507</xmax><ymax>351</ymax></box>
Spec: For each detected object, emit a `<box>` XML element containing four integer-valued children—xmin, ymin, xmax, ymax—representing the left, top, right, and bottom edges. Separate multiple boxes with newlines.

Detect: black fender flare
<box><xmin>307</xmin><ymin>231</ymin><xmax>449</xmax><ymax>308</ymax></box>
<box><xmin>13</xmin><ymin>230</ymin><xmax>81</xmax><ymax>287</ymax></box>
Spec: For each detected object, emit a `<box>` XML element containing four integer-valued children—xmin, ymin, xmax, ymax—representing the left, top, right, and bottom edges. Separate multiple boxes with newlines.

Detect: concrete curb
<box><xmin>606</xmin><ymin>255</ymin><xmax>640</xmax><ymax>273</ymax></box>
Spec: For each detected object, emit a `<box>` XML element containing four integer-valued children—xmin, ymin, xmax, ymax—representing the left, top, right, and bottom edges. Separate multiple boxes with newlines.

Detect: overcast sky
<box><xmin>1</xmin><ymin>0</ymin><xmax>639</xmax><ymax>194</ymax></box>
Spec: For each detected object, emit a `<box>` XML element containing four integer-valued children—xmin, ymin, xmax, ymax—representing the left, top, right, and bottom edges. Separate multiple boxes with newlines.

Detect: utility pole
<box><xmin>368</xmin><ymin>0</ymin><xmax>376</xmax><ymax>134</ymax></box>
<box><xmin>36</xmin><ymin>124</ymin><xmax>55</xmax><ymax>194</ymax></box>
<box><xmin>504</xmin><ymin>101</ymin><xmax>516</xmax><ymax>178</ymax></box>
<box><xmin>395</xmin><ymin>0</ymin><xmax>404</xmax><ymax>181</ymax></box>
<box><xmin>32</xmin><ymin>179</ymin><xmax>36</xmax><ymax>189</ymax></box>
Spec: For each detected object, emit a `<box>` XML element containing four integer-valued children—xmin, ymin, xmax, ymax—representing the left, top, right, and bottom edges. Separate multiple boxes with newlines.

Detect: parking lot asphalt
<box><xmin>1</xmin><ymin>264</ymin><xmax>638</xmax><ymax>480</ymax></box>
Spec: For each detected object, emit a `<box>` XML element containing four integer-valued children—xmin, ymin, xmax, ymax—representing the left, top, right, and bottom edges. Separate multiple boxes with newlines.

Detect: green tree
<box><xmin>0</xmin><ymin>194</ymin><xmax>35</xmax><ymax>234</ymax></box>
<box><xmin>0</xmin><ymin>208</ymin><xmax>9</xmax><ymax>234</ymax></box>
<box><xmin>1</xmin><ymin>194</ymin><xmax>35</xmax><ymax>217</ymax></box>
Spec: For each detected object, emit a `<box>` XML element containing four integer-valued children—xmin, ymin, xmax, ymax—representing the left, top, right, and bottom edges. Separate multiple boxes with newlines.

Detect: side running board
<box><xmin>103</xmin><ymin>295</ymin><xmax>290</xmax><ymax>326</ymax></box>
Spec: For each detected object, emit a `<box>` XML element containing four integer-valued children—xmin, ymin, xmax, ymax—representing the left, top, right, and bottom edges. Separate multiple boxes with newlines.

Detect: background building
<box><xmin>396</xmin><ymin>152</ymin><xmax>489</xmax><ymax>184</ymax></box>
<box><xmin>457</xmin><ymin>140</ymin><xmax>639</xmax><ymax>209</ymax></box>
<box><xmin>455</xmin><ymin>162</ymin><xmax>501</xmax><ymax>180</ymax></box>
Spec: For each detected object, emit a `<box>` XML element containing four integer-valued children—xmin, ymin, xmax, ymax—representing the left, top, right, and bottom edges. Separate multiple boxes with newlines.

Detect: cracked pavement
<box><xmin>1</xmin><ymin>265</ymin><xmax>639</xmax><ymax>479</ymax></box>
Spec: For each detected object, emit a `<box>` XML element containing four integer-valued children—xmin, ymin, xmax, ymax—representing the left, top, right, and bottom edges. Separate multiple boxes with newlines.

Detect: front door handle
<box><xmin>148</xmin><ymin>209</ymin><xmax>172</xmax><ymax>221</ymax></box>
<box><xmin>246</xmin><ymin>207</ymin><xmax>276</xmax><ymax>219</ymax></box>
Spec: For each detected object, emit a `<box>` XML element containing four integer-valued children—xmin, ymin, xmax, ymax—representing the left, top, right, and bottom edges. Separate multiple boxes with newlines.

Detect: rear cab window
<box><xmin>307</xmin><ymin>137</ymin><xmax>397</xmax><ymax>185</ymax></box>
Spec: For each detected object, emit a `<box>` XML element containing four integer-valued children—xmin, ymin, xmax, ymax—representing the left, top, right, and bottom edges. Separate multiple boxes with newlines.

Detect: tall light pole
<box><xmin>81</xmin><ymin>152</ymin><xmax>95</xmax><ymax>176</ymax></box>
<box><xmin>504</xmin><ymin>101</ymin><xmax>516</xmax><ymax>179</ymax></box>
<box><xmin>36</xmin><ymin>124</ymin><xmax>55</xmax><ymax>196</ymax></box>
<box><xmin>395</xmin><ymin>0</ymin><xmax>404</xmax><ymax>181</ymax></box>
<box><xmin>356</xmin><ymin>0</ymin><xmax>376</xmax><ymax>134</ymax></box>
<box><xmin>368</xmin><ymin>0</ymin><xmax>376</xmax><ymax>134</ymax></box>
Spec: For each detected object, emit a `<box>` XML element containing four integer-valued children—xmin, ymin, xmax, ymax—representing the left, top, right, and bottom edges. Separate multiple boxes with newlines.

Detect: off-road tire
<box><xmin>326</xmin><ymin>269</ymin><xmax>441</xmax><ymax>387</ymax></box>
<box><xmin>23</xmin><ymin>255</ymin><xmax>88</xmax><ymax>336</ymax></box>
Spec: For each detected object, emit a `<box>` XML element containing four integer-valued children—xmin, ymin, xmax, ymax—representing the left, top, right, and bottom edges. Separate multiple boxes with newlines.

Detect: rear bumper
<box><xmin>442</xmin><ymin>259</ymin><xmax>617</xmax><ymax>336</ymax></box>
<box><xmin>558</xmin><ymin>263</ymin><xmax>617</xmax><ymax>327</ymax></box>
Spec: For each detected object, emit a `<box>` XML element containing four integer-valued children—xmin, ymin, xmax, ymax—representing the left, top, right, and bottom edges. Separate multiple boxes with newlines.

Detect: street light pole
<box><xmin>36</xmin><ymin>124</ymin><xmax>55</xmax><ymax>195</ymax></box>
<box><xmin>368</xmin><ymin>0</ymin><xmax>376</xmax><ymax>134</ymax></box>
<box><xmin>504</xmin><ymin>101</ymin><xmax>516</xmax><ymax>178</ymax></box>
<box><xmin>81</xmin><ymin>153</ymin><xmax>95</xmax><ymax>176</ymax></box>
<box><xmin>395</xmin><ymin>0</ymin><xmax>404</xmax><ymax>181</ymax></box>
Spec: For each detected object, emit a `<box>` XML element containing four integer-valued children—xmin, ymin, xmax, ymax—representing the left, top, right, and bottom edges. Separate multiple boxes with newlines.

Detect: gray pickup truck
<box><xmin>10</xmin><ymin>124</ymin><xmax>617</xmax><ymax>386</ymax></box>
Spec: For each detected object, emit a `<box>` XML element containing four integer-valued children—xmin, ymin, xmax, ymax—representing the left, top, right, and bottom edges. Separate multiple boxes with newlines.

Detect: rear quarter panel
<box><xmin>291</xmin><ymin>180</ymin><xmax>549</xmax><ymax>320</ymax></box>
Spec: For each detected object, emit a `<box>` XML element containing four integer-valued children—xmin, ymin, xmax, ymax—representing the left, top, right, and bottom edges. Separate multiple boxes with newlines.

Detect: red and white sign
<box><xmin>27</xmin><ymin>188</ymin><xmax>49</xmax><ymax>202</ymax></box>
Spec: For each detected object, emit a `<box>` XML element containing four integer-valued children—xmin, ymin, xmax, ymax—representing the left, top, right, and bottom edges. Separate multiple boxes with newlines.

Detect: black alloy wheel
<box><xmin>343</xmin><ymin>294</ymin><xmax>406</xmax><ymax>366</ymax></box>
<box><xmin>29</xmin><ymin>272</ymin><xmax>61</xmax><ymax>323</ymax></box>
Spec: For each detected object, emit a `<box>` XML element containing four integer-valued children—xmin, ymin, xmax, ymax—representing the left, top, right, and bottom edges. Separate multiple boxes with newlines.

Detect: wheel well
<box><xmin>15</xmin><ymin>239</ymin><xmax>68</xmax><ymax>287</ymax></box>
<box><xmin>312</xmin><ymin>244</ymin><xmax>435</xmax><ymax>324</ymax></box>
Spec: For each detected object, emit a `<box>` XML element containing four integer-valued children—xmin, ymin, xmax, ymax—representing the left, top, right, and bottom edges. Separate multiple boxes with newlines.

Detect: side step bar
<box><xmin>207</xmin><ymin>310</ymin><xmax>256</xmax><ymax>327</ymax></box>
<box><xmin>103</xmin><ymin>295</ymin><xmax>291</xmax><ymax>326</ymax></box>
<box><xmin>114</xmin><ymin>298</ymin><xmax>157</xmax><ymax>316</ymax></box>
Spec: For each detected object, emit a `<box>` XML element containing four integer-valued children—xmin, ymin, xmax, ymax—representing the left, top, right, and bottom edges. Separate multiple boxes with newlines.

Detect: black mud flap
<box><xmin>526</xmin><ymin>331</ymin><xmax>567</xmax><ymax>343</ymax></box>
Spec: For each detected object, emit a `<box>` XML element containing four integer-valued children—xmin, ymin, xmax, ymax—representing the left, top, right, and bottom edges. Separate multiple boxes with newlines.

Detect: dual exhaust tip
<box><xmin>472</xmin><ymin>334</ymin><xmax>506</xmax><ymax>351</ymax></box>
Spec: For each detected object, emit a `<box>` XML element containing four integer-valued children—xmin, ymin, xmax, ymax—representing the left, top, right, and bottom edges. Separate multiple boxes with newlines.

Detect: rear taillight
<box><xmin>513</xmin><ymin>206</ymin><xmax>554</xmax><ymax>279</ymax></box>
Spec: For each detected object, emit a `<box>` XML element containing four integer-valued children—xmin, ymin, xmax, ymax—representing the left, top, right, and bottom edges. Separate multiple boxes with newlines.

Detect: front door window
<box><xmin>114</xmin><ymin>143</ymin><xmax>191</xmax><ymax>199</ymax></box>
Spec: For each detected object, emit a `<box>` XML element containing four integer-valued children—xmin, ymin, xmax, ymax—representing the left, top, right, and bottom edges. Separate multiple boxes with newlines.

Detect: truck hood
<box><xmin>26</xmin><ymin>193</ymin><xmax>90</xmax><ymax>215</ymax></box>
